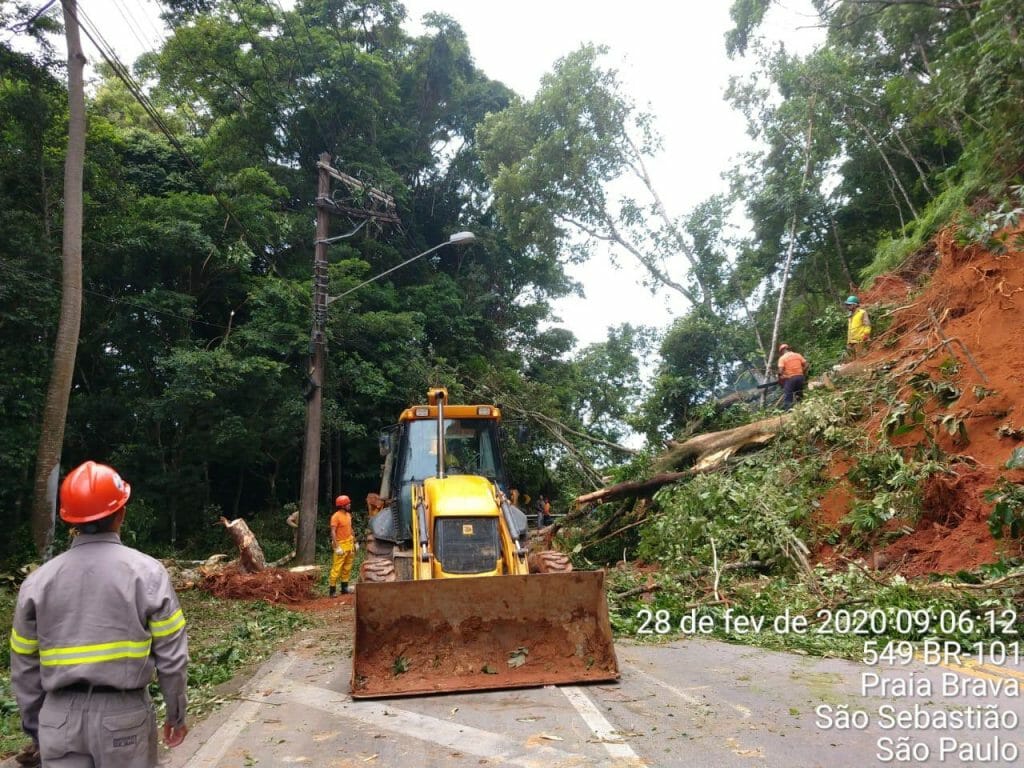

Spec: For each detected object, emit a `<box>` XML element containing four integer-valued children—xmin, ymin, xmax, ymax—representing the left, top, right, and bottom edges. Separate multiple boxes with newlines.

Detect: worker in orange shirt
<box><xmin>777</xmin><ymin>343</ymin><xmax>809</xmax><ymax>410</ymax></box>
<box><xmin>329</xmin><ymin>495</ymin><xmax>358</xmax><ymax>596</ymax></box>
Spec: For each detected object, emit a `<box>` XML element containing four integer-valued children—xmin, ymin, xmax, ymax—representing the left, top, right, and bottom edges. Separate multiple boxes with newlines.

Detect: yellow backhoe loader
<box><xmin>352</xmin><ymin>388</ymin><xmax>619</xmax><ymax>698</ymax></box>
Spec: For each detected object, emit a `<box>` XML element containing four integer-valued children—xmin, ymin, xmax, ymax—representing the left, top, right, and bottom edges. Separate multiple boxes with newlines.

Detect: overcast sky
<box><xmin>76</xmin><ymin>0</ymin><xmax>822</xmax><ymax>347</ymax></box>
<box><xmin>402</xmin><ymin>1</ymin><xmax>823</xmax><ymax>348</ymax></box>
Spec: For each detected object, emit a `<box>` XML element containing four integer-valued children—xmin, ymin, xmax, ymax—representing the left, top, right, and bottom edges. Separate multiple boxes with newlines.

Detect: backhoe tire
<box><xmin>360</xmin><ymin>554</ymin><xmax>397</xmax><ymax>583</ymax></box>
<box><xmin>528</xmin><ymin>550</ymin><xmax>573</xmax><ymax>574</ymax></box>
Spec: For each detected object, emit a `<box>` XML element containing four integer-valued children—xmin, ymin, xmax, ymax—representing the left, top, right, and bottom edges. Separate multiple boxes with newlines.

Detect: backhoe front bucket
<box><xmin>351</xmin><ymin>570</ymin><xmax>619</xmax><ymax>698</ymax></box>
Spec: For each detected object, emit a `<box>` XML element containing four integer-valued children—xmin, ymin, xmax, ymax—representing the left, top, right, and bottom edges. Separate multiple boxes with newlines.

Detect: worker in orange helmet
<box><xmin>777</xmin><ymin>343</ymin><xmax>810</xmax><ymax>410</ymax></box>
<box><xmin>10</xmin><ymin>461</ymin><xmax>189</xmax><ymax>767</ymax></box>
<box><xmin>329</xmin><ymin>495</ymin><xmax>358</xmax><ymax>596</ymax></box>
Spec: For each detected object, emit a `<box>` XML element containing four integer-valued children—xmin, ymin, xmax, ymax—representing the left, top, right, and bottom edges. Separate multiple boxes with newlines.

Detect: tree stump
<box><xmin>218</xmin><ymin>517</ymin><xmax>266</xmax><ymax>573</ymax></box>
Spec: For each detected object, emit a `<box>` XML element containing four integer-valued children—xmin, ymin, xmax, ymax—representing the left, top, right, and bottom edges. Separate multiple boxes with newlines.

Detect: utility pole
<box><xmin>296</xmin><ymin>154</ymin><xmax>331</xmax><ymax>565</ymax></box>
<box><xmin>297</xmin><ymin>153</ymin><xmax>398</xmax><ymax>565</ymax></box>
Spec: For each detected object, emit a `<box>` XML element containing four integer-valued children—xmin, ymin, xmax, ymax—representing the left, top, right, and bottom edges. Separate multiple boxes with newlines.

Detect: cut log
<box><xmin>218</xmin><ymin>516</ymin><xmax>267</xmax><ymax>573</ymax></box>
<box><xmin>268</xmin><ymin>550</ymin><xmax>297</xmax><ymax>568</ymax></box>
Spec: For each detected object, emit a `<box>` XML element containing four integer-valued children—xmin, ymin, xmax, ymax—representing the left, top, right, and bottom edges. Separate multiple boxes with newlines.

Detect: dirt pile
<box><xmin>818</xmin><ymin>225</ymin><xmax>1024</xmax><ymax>576</ymax></box>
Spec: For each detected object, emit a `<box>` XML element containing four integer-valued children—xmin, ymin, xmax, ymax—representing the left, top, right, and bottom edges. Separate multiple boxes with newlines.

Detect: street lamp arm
<box><xmin>315</xmin><ymin>218</ymin><xmax>367</xmax><ymax>246</ymax></box>
<box><xmin>326</xmin><ymin>232</ymin><xmax>476</xmax><ymax>305</ymax></box>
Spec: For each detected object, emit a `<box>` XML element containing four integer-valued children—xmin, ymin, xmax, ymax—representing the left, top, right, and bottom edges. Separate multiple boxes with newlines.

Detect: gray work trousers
<box><xmin>38</xmin><ymin>688</ymin><xmax>157</xmax><ymax>768</ymax></box>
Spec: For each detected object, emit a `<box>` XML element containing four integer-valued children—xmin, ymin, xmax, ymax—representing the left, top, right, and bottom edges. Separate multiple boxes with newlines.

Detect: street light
<box><xmin>326</xmin><ymin>231</ymin><xmax>477</xmax><ymax>305</ymax></box>
<box><xmin>297</xmin><ymin>229</ymin><xmax>477</xmax><ymax>564</ymax></box>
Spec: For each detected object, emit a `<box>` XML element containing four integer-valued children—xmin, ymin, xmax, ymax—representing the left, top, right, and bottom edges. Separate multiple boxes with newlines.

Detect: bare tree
<box><xmin>764</xmin><ymin>106</ymin><xmax>816</xmax><ymax>381</ymax></box>
<box><xmin>30</xmin><ymin>0</ymin><xmax>86</xmax><ymax>557</ymax></box>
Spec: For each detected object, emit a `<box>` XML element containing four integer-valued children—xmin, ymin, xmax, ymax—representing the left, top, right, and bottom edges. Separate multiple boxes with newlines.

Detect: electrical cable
<box><xmin>70</xmin><ymin>0</ymin><xmax>266</xmax><ymax>253</ymax></box>
<box><xmin>109</xmin><ymin>0</ymin><xmax>152</xmax><ymax>57</ymax></box>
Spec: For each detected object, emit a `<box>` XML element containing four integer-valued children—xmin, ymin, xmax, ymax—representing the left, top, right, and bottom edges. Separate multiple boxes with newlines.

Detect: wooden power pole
<box><xmin>296</xmin><ymin>153</ymin><xmax>397</xmax><ymax>565</ymax></box>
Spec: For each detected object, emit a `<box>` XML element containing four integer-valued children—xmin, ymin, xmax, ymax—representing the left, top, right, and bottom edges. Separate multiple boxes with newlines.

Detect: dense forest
<box><xmin>1</xmin><ymin>0</ymin><xmax>1022</xmax><ymax>566</ymax></box>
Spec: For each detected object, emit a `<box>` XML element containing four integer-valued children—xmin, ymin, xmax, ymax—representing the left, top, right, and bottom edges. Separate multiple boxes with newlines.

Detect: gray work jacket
<box><xmin>9</xmin><ymin>532</ymin><xmax>188</xmax><ymax>739</ymax></box>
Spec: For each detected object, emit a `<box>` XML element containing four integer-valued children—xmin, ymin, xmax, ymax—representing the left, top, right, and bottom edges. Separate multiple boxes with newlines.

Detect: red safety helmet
<box><xmin>335</xmin><ymin>495</ymin><xmax>351</xmax><ymax>509</ymax></box>
<box><xmin>59</xmin><ymin>461</ymin><xmax>131</xmax><ymax>524</ymax></box>
<box><xmin>778</xmin><ymin>343</ymin><xmax>790</xmax><ymax>352</ymax></box>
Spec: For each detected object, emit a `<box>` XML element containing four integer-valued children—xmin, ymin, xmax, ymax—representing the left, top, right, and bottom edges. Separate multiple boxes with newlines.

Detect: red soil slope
<box><xmin>817</xmin><ymin>226</ymin><xmax>1024</xmax><ymax>576</ymax></box>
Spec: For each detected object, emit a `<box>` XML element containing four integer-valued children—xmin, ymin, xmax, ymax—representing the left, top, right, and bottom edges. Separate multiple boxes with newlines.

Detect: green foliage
<box><xmin>166</xmin><ymin>592</ymin><xmax>311</xmax><ymax>720</ymax></box>
<box><xmin>880</xmin><ymin>392</ymin><xmax>927</xmax><ymax>438</ymax></box>
<box><xmin>843</xmin><ymin>447</ymin><xmax>945</xmax><ymax>543</ymax></box>
<box><xmin>643</xmin><ymin>310</ymin><xmax>756</xmax><ymax>438</ymax></box>
<box><xmin>985</xmin><ymin>480</ymin><xmax>1024</xmax><ymax>540</ymax></box>
<box><xmin>639</xmin><ymin>454</ymin><xmax>824</xmax><ymax>570</ymax></box>
<box><xmin>956</xmin><ymin>185</ymin><xmax>1024</xmax><ymax>253</ymax></box>
<box><xmin>1006</xmin><ymin>447</ymin><xmax>1024</xmax><ymax>470</ymax></box>
<box><xmin>781</xmin><ymin>388</ymin><xmax>861</xmax><ymax>446</ymax></box>
<box><xmin>862</xmin><ymin>177</ymin><xmax>975</xmax><ymax>282</ymax></box>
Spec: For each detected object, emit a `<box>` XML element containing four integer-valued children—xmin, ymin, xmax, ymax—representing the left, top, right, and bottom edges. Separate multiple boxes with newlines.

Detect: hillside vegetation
<box><xmin>575</xmin><ymin>218</ymin><xmax>1024</xmax><ymax>656</ymax></box>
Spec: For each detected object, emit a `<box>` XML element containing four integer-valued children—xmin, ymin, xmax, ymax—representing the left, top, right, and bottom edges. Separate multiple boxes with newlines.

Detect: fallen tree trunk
<box><xmin>656</xmin><ymin>413</ymin><xmax>792</xmax><ymax>473</ymax></box>
<box><xmin>575</xmin><ymin>471</ymin><xmax>697</xmax><ymax>506</ymax></box>
<box><xmin>218</xmin><ymin>517</ymin><xmax>266</xmax><ymax>573</ymax></box>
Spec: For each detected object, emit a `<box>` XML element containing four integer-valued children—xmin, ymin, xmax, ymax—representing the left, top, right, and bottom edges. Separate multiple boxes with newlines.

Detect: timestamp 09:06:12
<box><xmin>634</xmin><ymin>607</ymin><xmax>1020</xmax><ymax>637</ymax></box>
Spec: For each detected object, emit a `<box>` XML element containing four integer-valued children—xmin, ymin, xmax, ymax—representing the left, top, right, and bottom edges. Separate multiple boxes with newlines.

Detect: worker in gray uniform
<box><xmin>10</xmin><ymin>460</ymin><xmax>189</xmax><ymax>766</ymax></box>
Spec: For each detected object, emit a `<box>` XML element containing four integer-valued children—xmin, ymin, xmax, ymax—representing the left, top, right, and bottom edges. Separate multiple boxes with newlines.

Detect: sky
<box><xmin>71</xmin><ymin>0</ymin><xmax>822</xmax><ymax>347</ymax></box>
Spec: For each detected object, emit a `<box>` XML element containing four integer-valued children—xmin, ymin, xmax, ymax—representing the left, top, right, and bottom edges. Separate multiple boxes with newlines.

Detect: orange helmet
<box><xmin>335</xmin><ymin>495</ymin><xmax>351</xmax><ymax>509</ymax></box>
<box><xmin>59</xmin><ymin>461</ymin><xmax>131</xmax><ymax>524</ymax></box>
<box><xmin>779</xmin><ymin>343</ymin><xmax>790</xmax><ymax>352</ymax></box>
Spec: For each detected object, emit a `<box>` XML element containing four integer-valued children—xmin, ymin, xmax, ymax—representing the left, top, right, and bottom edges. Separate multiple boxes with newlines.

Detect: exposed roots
<box><xmin>200</xmin><ymin>565</ymin><xmax>317</xmax><ymax>604</ymax></box>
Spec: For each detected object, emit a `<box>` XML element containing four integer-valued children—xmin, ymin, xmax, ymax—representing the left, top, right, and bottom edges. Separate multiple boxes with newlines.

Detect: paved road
<box><xmin>154</xmin><ymin>626</ymin><xmax>1024</xmax><ymax>768</ymax></box>
<box><xmin>5</xmin><ymin>605</ymin><xmax>1023</xmax><ymax>768</ymax></box>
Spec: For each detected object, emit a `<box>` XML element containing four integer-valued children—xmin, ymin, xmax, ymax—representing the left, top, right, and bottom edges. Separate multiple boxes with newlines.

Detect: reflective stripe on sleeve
<box><xmin>39</xmin><ymin>638</ymin><xmax>152</xmax><ymax>667</ymax></box>
<box><xmin>10</xmin><ymin>628</ymin><xmax>39</xmax><ymax>656</ymax></box>
<box><xmin>149</xmin><ymin>609</ymin><xmax>186</xmax><ymax>638</ymax></box>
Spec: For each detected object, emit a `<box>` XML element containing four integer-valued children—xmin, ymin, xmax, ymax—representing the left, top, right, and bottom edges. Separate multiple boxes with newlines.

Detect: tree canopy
<box><xmin>1</xmin><ymin>0</ymin><xmax>1021</xmax><ymax>561</ymax></box>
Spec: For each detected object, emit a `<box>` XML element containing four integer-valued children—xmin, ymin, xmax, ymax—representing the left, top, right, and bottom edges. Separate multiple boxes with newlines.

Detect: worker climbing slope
<box><xmin>845</xmin><ymin>295</ymin><xmax>872</xmax><ymax>356</ymax></box>
<box><xmin>776</xmin><ymin>343</ymin><xmax>809</xmax><ymax>410</ymax></box>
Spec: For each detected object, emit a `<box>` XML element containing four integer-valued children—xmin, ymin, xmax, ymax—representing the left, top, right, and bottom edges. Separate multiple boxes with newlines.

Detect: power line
<box><xmin>126</xmin><ymin>0</ymin><xmax>165</xmax><ymax>49</ymax></box>
<box><xmin>70</xmin><ymin>0</ymin><xmax>265</xmax><ymax>253</ymax></box>
<box><xmin>109</xmin><ymin>0</ymin><xmax>152</xmax><ymax>56</ymax></box>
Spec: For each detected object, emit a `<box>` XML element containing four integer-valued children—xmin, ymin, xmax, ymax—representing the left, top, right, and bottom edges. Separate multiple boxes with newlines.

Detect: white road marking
<box><xmin>278</xmin><ymin>682</ymin><xmax>586</xmax><ymax>768</ymax></box>
<box><xmin>181</xmin><ymin>653</ymin><xmax>297</xmax><ymax>768</ymax></box>
<box><xmin>629</xmin><ymin>665</ymin><xmax>751</xmax><ymax>719</ymax></box>
<box><xmin>561</xmin><ymin>686</ymin><xmax>642</xmax><ymax>763</ymax></box>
